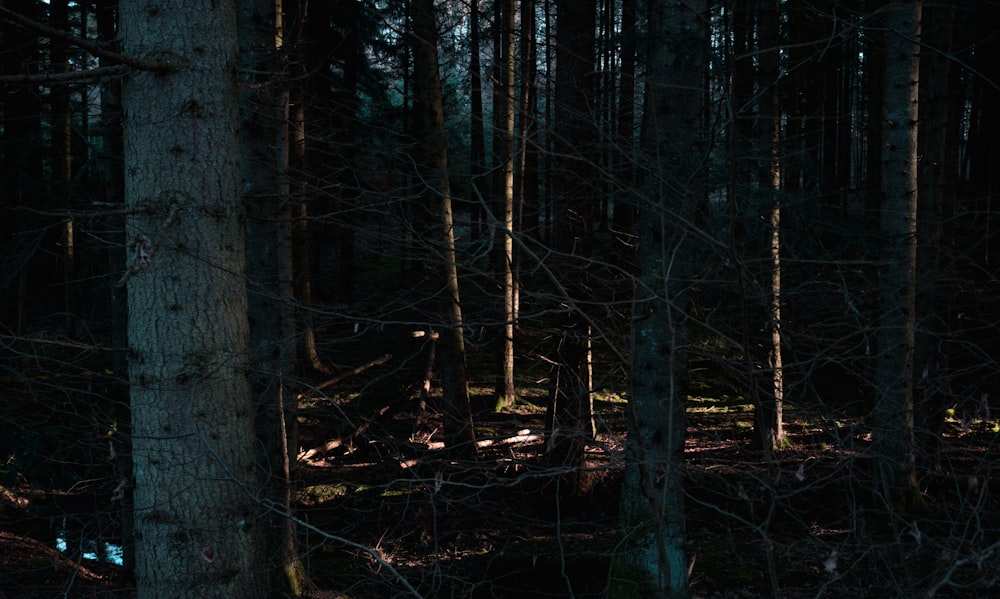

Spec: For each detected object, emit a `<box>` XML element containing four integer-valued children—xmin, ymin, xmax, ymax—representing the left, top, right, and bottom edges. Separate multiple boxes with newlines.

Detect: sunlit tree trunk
<box><xmin>412</xmin><ymin>0</ymin><xmax>477</xmax><ymax>457</ymax></box>
<box><xmin>121</xmin><ymin>0</ymin><xmax>266</xmax><ymax>596</ymax></box>
<box><xmin>494</xmin><ymin>0</ymin><xmax>517</xmax><ymax>409</ymax></box>
<box><xmin>238</xmin><ymin>0</ymin><xmax>305</xmax><ymax>594</ymax></box>
<box><xmin>617</xmin><ymin>1</ymin><xmax>706</xmax><ymax>596</ymax></box>
<box><xmin>873</xmin><ymin>0</ymin><xmax>921</xmax><ymax>512</ymax></box>
<box><xmin>759</xmin><ymin>0</ymin><xmax>785</xmax><ymax>451</ymax></box>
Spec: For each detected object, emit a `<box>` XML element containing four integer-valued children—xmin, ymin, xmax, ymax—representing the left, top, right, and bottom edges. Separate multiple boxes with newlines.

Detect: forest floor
<box><xmin>2</xmin><ymin>366</ymin><xmax>999</xmax><ymax>598</ymax></box>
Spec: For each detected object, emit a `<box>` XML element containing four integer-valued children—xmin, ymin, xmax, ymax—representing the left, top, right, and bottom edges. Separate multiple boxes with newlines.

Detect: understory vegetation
<box><xmin>2</xmin><ymin>338</ymin><xmax>998</xmax><ymax>598</ymax></box>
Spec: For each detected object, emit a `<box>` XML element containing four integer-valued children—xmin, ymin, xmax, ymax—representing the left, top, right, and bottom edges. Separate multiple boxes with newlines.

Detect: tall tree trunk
<box><xmin>541</xmin><ymin>0</ymin><xmax>554</xmax><ymax>245</ymax></box>
<box><xmin>612</xmin><ymin>0</ymin><xmax>636</xmax><ymax>233</ymax></box>
<box><xmin>121</xmin><ymin>0</ymin><xmax>266</xmax><ymax>596</ymax></box>
<box><xmin>966</xmin><ymin>5</ymin><xmax>1000</xmax><ymax>268</ymax></box>
<box><xmin>864</xmin><ymin>25</ymin><xmax>886</xmax><ymax>232</ymax></box>
<box><xmin>1</xmin><ymin>1</ymin><xmax>44</xmax><ymax>334</ymax></box>
<box><xmin>96</xmin><ymin>0</ymin><xmax>133</xmax><ymax>574</ymax></box>
<box><xmin>412</xmin><ymin>0</ymin><xmax>477</xmax><ymax>457</ymax></box>
<box><xmin>758</xmin><ymin>0</ymin><xmax>785</xmax><ymax>451</ymax></box>
<box><xmin>331</xmin><ymin>0</ymin><xmax>361</xmax><ymax>306</ymax></box>
<box><xmin>544</xmin><ymin>0</ymin><xmax>598</xmax><ymax>496</ymax></box>
<box><xmin>913</xmin><ymin>0</ymin><xmax>956</xmax><ymax>473</ymax></box>
<box><xmin>616</xmin><ymin>0</ymin><xmax>706</xmax><ymax>596</ymax></box>
<box><xmin>873</xmin><ymin>0</ymin><xmax>921</xmax><ymax>513</ymax></box>
<box><xmin>494</xmin><ymin>0</ymin><xmax>517</xmax><ymax>409</ymax></box>
<box><xmin>515</xmin><ymin>0</ymin><xmax>538</xmax><ymax>305</ymax></box>
<box><xmin>291</xmin><ymin>87</ymin><xmax>322</xmax><ymax>371</ymax></box>
<box><xmin>469</xmin><ymin>0</ymin><xmax>487</xmax><ymax>236</ymax></box>
<box><xmin>238</xmin><ymin>0</ymin><xmax>305</xmax><ymax>594</ymax></box>
<box><xmin>50</xmin><ymin>0</ymin><xmax>77</xmax><ymax>338</ymax></box>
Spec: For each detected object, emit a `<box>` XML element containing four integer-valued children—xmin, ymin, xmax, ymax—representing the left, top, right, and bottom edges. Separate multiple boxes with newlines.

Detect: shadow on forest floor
<box><xmin>2</xmin><ymin>371</ymin><xmax>999</xmax><ymax>598</ymax></box>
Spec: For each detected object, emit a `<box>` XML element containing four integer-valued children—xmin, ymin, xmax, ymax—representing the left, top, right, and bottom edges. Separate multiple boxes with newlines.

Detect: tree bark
<box><xmin>873</xmin><ymin>0</ymin><xmax>921</xmax><ymax>513</ymax></box>
<box><xmin>50</xmin><ymin>0</ymin><xmax>77</xmax><ymax>338</ymax></box>
<box><xmin>612</xmin><ymin>0</ymin><xmax>637</xmax><ymax>232</ymax></box>
<box><xmin>121</xmin><ymin>0</ymin><xmax>266</xmax><ymax>596</ymax></box>
<box><xmin>759</xmin><ymin>0</ymin><xmax>785</xmax><ymax>451</ymax></box>
<box><xmin>412</xmin><ymin>0</ymin><xmax>477</xmax><ymax>457</ymax></box>
<box><xmin>469</xmin><ymin>0</ymin><xmax>487</xmax><ymax>236</ymax></box>
<box><xmin>494</xmin><ymin>0</ymin><xmax>517</xmax><ymax>409</ymax></box>
<box><xmin>617</xmin><ymin>1</ymin><xmax>707</xmax><ymax>596</ymax></box>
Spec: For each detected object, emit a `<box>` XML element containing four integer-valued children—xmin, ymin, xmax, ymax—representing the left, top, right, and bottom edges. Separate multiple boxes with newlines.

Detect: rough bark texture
<box><xmin>412</xmin><ymin>0</ymin><xmax>477</xmax><ymax>457</ymax></box>
<box><xmin>760</xmin><ymin>0</ymin><xmax>785</xmax><ymax>451</ymax></box>
<box><xmin>121</xmin><ymin>1</ymin><xmax>266</xmax><ymax>596</ymax></box>
<box><xmin>616</xmin><ymin>1</ymin><xmax>706</xmax><ymax>596</ymax></box>
<box><xmin>495</xmin><ymin>0</ymin><xmax>517</xmax><ymax>408</ymax></box>
<box><xmin>873</xmin><ymin>0</ymin><xmax>921</xmax><ymax>512</ymax></box>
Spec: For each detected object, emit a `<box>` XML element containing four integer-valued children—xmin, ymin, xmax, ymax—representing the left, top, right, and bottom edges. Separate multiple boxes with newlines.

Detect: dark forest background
<box><xmin>2</xmin><ymin>1</ymin><xmax>1000</xmax><ymax>597</ymax></box>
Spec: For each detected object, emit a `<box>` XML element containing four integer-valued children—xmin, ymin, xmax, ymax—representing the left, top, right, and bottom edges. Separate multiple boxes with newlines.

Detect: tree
<box><xmin>411</xmin><ymin>0</ymin><xmax>477</xmax><ymax>457</ymax></box>
<box><xmin>612</xmin><ymin>0</ymin><xmax>637</xmax><ymax>232</ymax></box>
<box><xmin>617</xmin><ymin>0</ymin><xmax>707</xmax><ymax>596</ymax></box>
<box><xmin>872</xmin><ymin>0</ymin><xmax>921</xmax><ymax>512</ymax></box>
<box><xmin>545</xmin><ymin>0</ymin><xmax>598</xmax><ymax>495</ymax></box>
<box><xmin>469</xmin><ymin>0</ymin><xmax>486</xmax><ymax>237</ymax></box>
<box><xmin>750</xmin><ymin>0</ymin><xmax>785</xmax><ymax>452</ymax></box>
<box><xmin>1</xmin><ymin>0</ymin><xmax>44</xmax><ymax>334</ymax></box>
<box><xmin>913</xmin><ymin>0</ymin><xmax>957</xmax><ymax>472</ymax></box>
<box><xmin>760</xmin><ymin>0</ymin><xmax>785</xmax><ymax>453</ymax></box>
<box><xmin>516</xmin><ymin>0</ymin><xmax>540</xmax><ymax>239</ymax></box>
<box><xmin>493</xmin><ymin>0</ymin><xmax>517</xmax><ymax>409</ymax></box>
<box><xmin>238</xmin><ymin>0</ymin><xmax>305</xmax><ymax>593</ymax></box>
<box><xmin>50</xmin><ymin>0</ymin><xmax>76</xmax><ymax>339</ymax></box>
<box><xmin>120</xmin><ymin>1</ymin><xmax>266</xmax><ymax>596</ymax></box>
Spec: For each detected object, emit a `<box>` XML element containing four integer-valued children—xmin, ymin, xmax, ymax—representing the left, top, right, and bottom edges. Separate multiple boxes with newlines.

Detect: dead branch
<box><xmin>298</xmin><ymin>405</ymin><xmax>391</xmax><ymax>462</ymax></box>
<box><xmin>304</xmin><ymin>353</ymin><xmax>393</xmax><ymax>396</ymax></box>
<box><xmin>0</xmin><ymin>64</ymin><xmax>129</xmax><ymax>84</ymax></box>
<box><xmin>0</xmin><ymin>5</ymin><xmax>170</xmax><ymax>73</ymax></box>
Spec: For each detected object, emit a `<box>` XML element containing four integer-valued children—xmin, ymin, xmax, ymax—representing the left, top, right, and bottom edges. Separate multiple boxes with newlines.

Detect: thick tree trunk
<box><xmin>121</xmin><ymin>1</ymin><xmax>266</xmax><ymax>596</ymax></box>
<box><xmin>873</xmin><ymin>0</ymin><xmax>921</xmax><ymax>513</ymax></box>
<box><xmin>412</xmin><ymin>0</ymin><xmax>477</xmax><ymax>457</ymax></box>
<box><xmin>616</xmin><ymin>1</ymin><xmax>706</xmax><ymax>596</ymax></box>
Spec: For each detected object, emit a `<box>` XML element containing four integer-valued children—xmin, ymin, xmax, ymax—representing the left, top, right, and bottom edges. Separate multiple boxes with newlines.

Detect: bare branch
<box><xmin>0</xmin><ymin>64</ymin><xmax>128</xmax><ymax>84</ymax></box>
<box><xmin>0</xmin><ymin>5</ymin><xmax>170</xmax><ymax>73</ymax></box>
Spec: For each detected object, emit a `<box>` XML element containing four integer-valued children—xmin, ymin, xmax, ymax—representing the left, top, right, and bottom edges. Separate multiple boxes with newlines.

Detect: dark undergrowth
<box><xmin>1</xmin><ymin>357</ymin><xmax>999</xmax><ymax>598</ymax></box>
